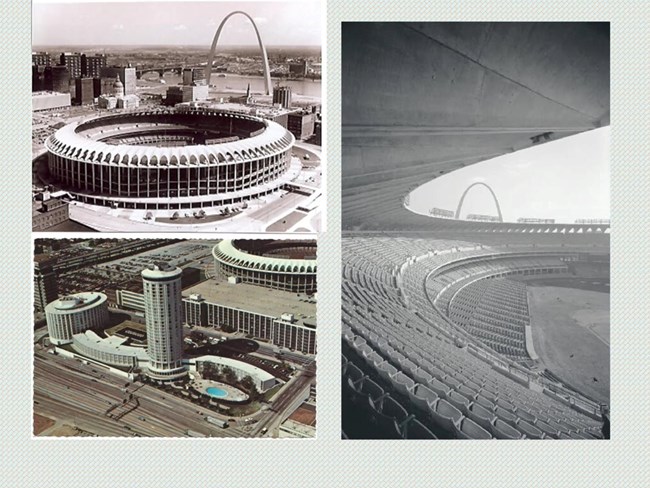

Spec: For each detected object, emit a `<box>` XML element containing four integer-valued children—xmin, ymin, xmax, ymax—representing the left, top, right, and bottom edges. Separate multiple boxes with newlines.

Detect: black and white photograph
<box><xmin>32</xmin><ymin>0</ymin><xmax>323</xmax><ymax>233</ymax></box>
<box><xmin>341</xmin><ymin>22</ymin><xmax>610</xmax><ymax>439</ymax></box>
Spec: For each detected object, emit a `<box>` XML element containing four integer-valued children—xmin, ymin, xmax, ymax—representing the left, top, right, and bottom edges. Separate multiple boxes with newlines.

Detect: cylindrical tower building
<box><xmin>45</xmin><ymin>292</ymin><xmax>109</xmax><ymax>345</ymax></box>
<box><xmin>142</xmin><ymin>263</ymin><xmax>186</xmax><ymax>380</ymax></box>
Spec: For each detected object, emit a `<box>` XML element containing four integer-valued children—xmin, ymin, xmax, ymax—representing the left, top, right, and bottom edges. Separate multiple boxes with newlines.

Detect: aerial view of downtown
<box><xmin>34</xmin><ymin>238</ymin><xmax>317</xmax><ymax>437</ymax></box>
<box><xmin>32</xmin><ymin>0</ymin><xmax>323</xmax><ymax>233</ymax></box>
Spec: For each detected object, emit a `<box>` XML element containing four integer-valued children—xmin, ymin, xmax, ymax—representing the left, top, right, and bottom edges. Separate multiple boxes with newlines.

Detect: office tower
<box><xmin>81</xmin><ymin>53</ymin><xmax>106</xmax><ymax>78</ymax></box>
<box><xmin>34</xmin><ymin>255</ymin><xmax>58</xmax><ymax>313</ymax></box>
<box><xmin>273</xmin><ymin>85</ymin><xmax>292</xmax><ymax>109</ymax></box>
<box><xmin>43</xmin><ymin>65</ymin><xmax>71</xmax><ymax>93</ymax></box>
<box><xmin>59</xmin><ymin>52</ymin><xmax>82</xmax><ymax>78</ymax></box>
<box><xmin>75</xmin><ymin>77</ymin><xmax>94</xmax><ymax>105</ymax></box>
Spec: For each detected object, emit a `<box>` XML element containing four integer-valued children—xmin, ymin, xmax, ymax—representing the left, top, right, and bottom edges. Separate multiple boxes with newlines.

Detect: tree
<box><xmin>190</xmin><ymin>330</ymin><xmax>205</xmax><ymax>342</ymax></box>
<box><xmin>222</xmin><ymin>366</ymin><xmax>237</xmax><ymax>386</ymax></box>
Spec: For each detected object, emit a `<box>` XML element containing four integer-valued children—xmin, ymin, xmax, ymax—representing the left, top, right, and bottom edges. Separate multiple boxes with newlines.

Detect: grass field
<box><xmin>528</xmin><ymin>285</ymin><xmax>610</xmax><ymax>404</ymax></box>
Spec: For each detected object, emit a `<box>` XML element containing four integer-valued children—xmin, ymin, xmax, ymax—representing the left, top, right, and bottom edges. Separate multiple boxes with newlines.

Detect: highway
<box><xmin>34</xmin><ymin>347</ymin><xmax>315</xmax><ymax>438</ymax></box>
<box><xmin>251</xmin><ymin>359</ymin><xmax>316</xmax><ymax>437</ymax></box>
<box><xmin>34</xmin><ymin>351</ymin><xmax>248</xmax><ymax>437</ymax></box>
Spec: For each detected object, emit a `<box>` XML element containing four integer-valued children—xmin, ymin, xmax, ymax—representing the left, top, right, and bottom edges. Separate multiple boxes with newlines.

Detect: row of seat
<box><xmin>341</xmin><ymin>237</ymin><xmax>604</xmax><ymax>439</ymax></box>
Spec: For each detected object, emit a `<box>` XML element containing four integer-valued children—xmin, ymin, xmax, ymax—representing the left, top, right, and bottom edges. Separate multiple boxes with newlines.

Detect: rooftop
<box><xmin>183</xmin><ymin>279</ymin><xmax>316</xmax><ymax>326</ymax></box>
<box><xmin>74</xmin><ymin>330</ymin><xmax>149</xmax><ymax>360</ymax></box>
<box><xmin>141</xmin><ymin>262</ymin><xmax>182</xmax><ymax>280</ymax></box>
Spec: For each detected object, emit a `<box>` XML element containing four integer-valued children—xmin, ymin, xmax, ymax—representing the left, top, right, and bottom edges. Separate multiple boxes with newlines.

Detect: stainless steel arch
<box><xmin>206</xmin><ymin>11</ymin><xmax>272</xmax><ymax>94</ymax></box>
<box><xmin>454</xmin><ymin>182</ymin><xmax>503</xmax><ymax>222</ymax></box>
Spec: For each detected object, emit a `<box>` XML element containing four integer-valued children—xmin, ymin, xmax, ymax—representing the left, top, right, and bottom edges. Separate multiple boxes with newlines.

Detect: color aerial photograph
<box><xmin>34</xmin><ymin>238</ymin><xmax>317</xmax><ymax>437</ymax></box>
<box><xmin>341</xmin><ymin>22</ymin><xmax>610</xmax><ymax>440</ymax></box>
<box><xmin>32</xmin><ymin>0</ymin><xmax>323</xmax><ymax>233</ymax></box>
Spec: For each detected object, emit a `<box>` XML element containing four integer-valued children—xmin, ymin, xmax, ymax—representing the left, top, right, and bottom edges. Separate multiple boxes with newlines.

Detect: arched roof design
<box><xmin>45</xmin><ymin>110</ymin><xmax>294</xmax><ymax>167</ymax></box>
<box><xmin>342</xmin><ymin>22</ymin><xmax>610</xmax><ymax>234</ymax></box>
<box><xmin>213</xmin><ymin>240</ymin><xmax>317</xmax><ymax>275</ymax></box>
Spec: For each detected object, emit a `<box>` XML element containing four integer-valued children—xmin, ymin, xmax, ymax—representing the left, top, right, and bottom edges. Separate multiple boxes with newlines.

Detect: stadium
<box><xmin>341</xmin><ymin>22</ymin><xmax>610</xmax><ymax>440</ymax></box>
<box><xmin>213</xmin><ymin>239</ymin><xmax>317</xmax><ymax>294</ymax></box>
<box><xmin>43</xmin><ymin>109</ymin><xmax>297</xmax><ymax>211</ymax></box>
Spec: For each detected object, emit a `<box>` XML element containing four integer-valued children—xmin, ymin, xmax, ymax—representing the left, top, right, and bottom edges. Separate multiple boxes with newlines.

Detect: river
<box><xmin>139</xmin><ymin>72</ymin><xmax>321</xmax><ymax>100</ymax></box>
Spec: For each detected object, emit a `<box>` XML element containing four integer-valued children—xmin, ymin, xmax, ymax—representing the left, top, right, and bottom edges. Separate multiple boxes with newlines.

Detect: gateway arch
<box><xmin>206</xmin><ymin>11</ymin><xmax>272</xmax><ymax>95</ymax></box>
<box><xmin>455</xmin><ymin>182</ymin><xmax>504</xmax><ymax>222</ymax></box>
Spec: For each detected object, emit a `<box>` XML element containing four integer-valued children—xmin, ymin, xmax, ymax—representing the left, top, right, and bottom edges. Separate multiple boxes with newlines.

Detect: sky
<box><xmin>409</xmin><ymin>127</ymin><xmax>610</xmax><ymax>224</ymax></box>
<box><xmin>32</xmin><ymin>0</ymin><xmax>322</xmax><ymax>46</ymax></box>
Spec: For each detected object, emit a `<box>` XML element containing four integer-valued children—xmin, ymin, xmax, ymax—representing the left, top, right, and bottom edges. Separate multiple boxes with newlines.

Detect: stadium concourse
<box><xmin>341</xmin><ymin>23</ymin><xmax>610</xmax><ymax>439</ymax></box>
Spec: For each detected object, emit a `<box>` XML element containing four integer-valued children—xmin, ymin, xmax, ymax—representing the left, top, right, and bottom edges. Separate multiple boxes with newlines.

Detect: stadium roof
<box><xmin>342</xmin><ymin>22</ymin><xmax>610</xmax><ymax>232</ymax></box>
<box><xmin>214</xmin><ymin>240</ymin><xmax>317</xmax><ymax>274</ymax></box>
<box><xmin>46</xmin><ymin>110</ymin><xmax>294</xmax><ymax>165</ymax></box>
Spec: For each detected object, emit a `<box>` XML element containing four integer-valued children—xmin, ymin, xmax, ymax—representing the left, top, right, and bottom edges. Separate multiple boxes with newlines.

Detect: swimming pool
<box><xmin>206</xmin><ymin>387</ymin><xmax>228</xmax><ymax>398</ymax></box>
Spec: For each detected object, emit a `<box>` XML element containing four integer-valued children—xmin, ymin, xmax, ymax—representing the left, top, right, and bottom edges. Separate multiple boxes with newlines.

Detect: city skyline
<box><xmin>33</xmin><ymin>1</ymin><xmax>322</xmax><ymax>47</ymax></box>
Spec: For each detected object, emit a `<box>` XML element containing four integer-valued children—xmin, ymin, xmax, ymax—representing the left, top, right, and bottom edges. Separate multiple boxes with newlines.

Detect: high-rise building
<box><xmin>75</xmin><ymin>77</ymin><xmax>94</xmax><ymax>105</ymax></box>
<box><xmin>81</xmin><ymin>53</ymin><xmax>107</xmax><ymax>78</ymax></box>
<box><xmin>142</xmin><ymin>263</ymin><xmax>186</xmax><ymax>380</ymax></box>
<box><xmin>100</xmin><ymin>66</ymin><xmax>136</xmax><ymax>96</ymax></box>
<box><xmin>273</xmin><ymin>85</ymin><xmax>292</xmax><ymax>109</ymax></box>
<box><xmin>32</xmin><ymin>52</ymin><xmax>51</xmax><ymax>67</ymax></box>
<box><xmin>60</xmin><ymin>52</ymin><xmax>82</xmax><ymax>78</ymax></box>
<box><xmin>289</xmin><ymin>60</ymin><xmax>307</xmax><ymax>78</ymax></box>
<box><xmin>32</xmin><ymin>65</ymin><xmax>43</xmax><ymax>92</ymax></box>
<box><xmin>34</xmin><ymin>255</ymin><xmax>58</xmax><ymax>313</ymax></box>
<box><xmin>43</xmin><ymin>65</ymin><xmax>71</xmax><ymax>93</ymax></box>
<box><xmin>182</xmin><ymin>67</ymin><xmax>206</xmax><ymax>86</ymax></box>
<box><xmin>288</xmin><ymin>111</ymin><xmax>315</xmax><ymax>140</ymax></box>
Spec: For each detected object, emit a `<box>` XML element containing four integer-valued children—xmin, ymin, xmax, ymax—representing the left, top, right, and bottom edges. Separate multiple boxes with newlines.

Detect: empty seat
<box><xmin>391</xmin><ymin>371</ymin><xmax>415</xmax><ymax>396</ymax></box>
<box><xmin>442</xmin><ymin>375</ymin><xmax>462</xmax><ymax>390</ymax></box>
<box><xmin>346</xmin><ymin>363</ymin><xmax>364</xmax><ymax>384</ymax></box>
<box><xmin>494</xmin><ymin>407</ymin><xmax>518</xmax><ymax>428</ymax></box>
<box><xmin>517</xmin><ymin>420</ymin><xmax>544</xmax><ymax>439</ymax></box>
<box><xmin>352</xmin><ymin>336</ymin><xmax>368</xmax><ymax>351</ymax></box>
<box><xmin>547</xmin><ymin>419</ymin><xmax>567</xmax><ymax>434</ymax></box>
<box><xmin>373</xmin><ymin>410</ymin><xmax>402</xmax><ymax>439</ymax></box>
<box><xmin>428</xmin><ymin>377</ymin><xmax>451</xmax><ymax>399</ymax></box>
<box><xmin>536</xmin><ymin>420</ymin><xmax>560</xmax><ymax>439</ymax></box>
<box><xmin>377</xmin><ymin>361</ymin><xmax>398</xmax><ymax>383</ymax></box>
<box><xmin>480</xmin><ymin>388</ymin><xmax>498</xmax><ymax>403</ymax></box>
<box><xmin>413</xmin><ymin>368</ymin><xmax>433</xmax><ymax>385</ymax></box>
<box><xmin>457</xmin><ymin>384</ymin><xmax>477</xmax><ymax>402</ymax></box>
<box><xmin>474</xmin><ymin>394</ymin><xmax>496</xmax><ymax>412</ymax></box>
<box><xmin>455</xmin><ymin>417</ymin><xmax>492</xmax><ymax>440</ymax></box>
<box><xmin>491</xmin><ymin>419</ymin><xmax>522</xmax><ymax>439</ymax></box>
<box><xmin>447</xmin><ymin>390</ymin><xmax>471</xmax><ymax>415</ymax></box>
<box><xmin>516</xmin><ymin>408</ymin><xmax>537</xmax><ymax>424</ymax></box>
<box><xmin>467</xmin><ymin>402</ymin><xmax>495</xmax><ymax>432</ymax></box>
<box><xmin>430</xmin><ymin>399</ymin><xmax>463</xmax><ymax>432</ymax></box>
<box><xmin>408</xmin><ymin>384</ymin><xmax>438</xmax><ymax>412</ymax></box>
<box><xmin>405</xmin><ymin>418</ymin><xmax>438</xmax><ymax>439</ymax></box>
<box><xmin>570</xmin><ymin>431</ymin><xmax>590</xmax><ymax>439</ymax></box>
<box><xmin>382</xmin><ymin>396</ymin><xmax>409</xmax><ymax>423</ymax></box>
<box><xmin>399</xmin><ymin>358</ymin><xmax>418</xmax><ymax>376</ymax></box>
<box><xmin>360</xmin><ymin>378</ymin><xmax>384</xmax><ymax>404</ymax></box>
<box><xmin>496</xmin><ymin>397</ymin><xmax>516</xmax><ymax>414</ymax></box>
